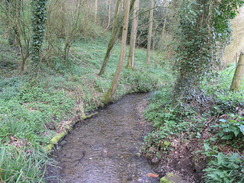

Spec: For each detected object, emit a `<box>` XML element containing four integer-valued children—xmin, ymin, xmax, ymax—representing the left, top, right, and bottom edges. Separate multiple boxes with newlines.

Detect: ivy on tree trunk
<box><xmin>31</xmin><ymin>0</ymin><xmax>48</xmax><ymax>64</ymax></box>
<box><xmin>173</xmin><ymin>0</ymin><xmax>243</xmax><ymax>102</ymax></box>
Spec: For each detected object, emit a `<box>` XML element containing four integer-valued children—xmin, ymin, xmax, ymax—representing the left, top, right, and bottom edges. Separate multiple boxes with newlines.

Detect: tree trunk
<box><xmin>31</xmin><ymin>0</ymin><xmax>48</xmax><ymax>64</ymax></box>
<box><xmin>103</xmin><ymin>0</ymin><xmax>131</xmax><ymax>103</ymax></box>
<box><xmin>120</xmin><ymin>0</ymin><xmax>124</xmax><ymax>12</ymax></box>
<box><xmin>6</xmin><ymin>0</ymin><xmax>22</xmax><ymax>46</ymax></box>
<box><xmin>99</xmin><ymin>0</ymin><xmax>121</xmax><ymax>75</ymax></box>
<box><xmin>64</xmin><ymin>42</ymin><xmax>71</xmax><ymax>62</ymax></box>
<box><xmin>94</xmin><ymin>0</ymin><xmax>98</xmax><ymax>23</ymax></box>
<box><xmin>99</xmin><ymin>0</ymin><xmax>136</xmax><ymax>75</ymax></box>
<box><xmin>85</xmin><ymin>0</ymin><xmax>89</xmax><ymax>22</ymax></box>
<box><xmin>146</xmin><ymin>0</ymin><xmax>154</xmax><ymax>65</ymax></box>
<box><xmin>230</xmin><ymin>52</ymin><xmax>244</xmax><ymax>91</ymax></box>
<box><xmin>127</xmin><ymin>0</ymin><xmax>139</xmax><ymax>69</ymax></box>
<box><xmin>106</xmin><ymin>0</ymin><xmax>111</xmax><ymax>30</ymax></box>
<box><xmin>161</xmin><ymin>5</ymin><xmax>168</xmax><ymax>39</ymax></box>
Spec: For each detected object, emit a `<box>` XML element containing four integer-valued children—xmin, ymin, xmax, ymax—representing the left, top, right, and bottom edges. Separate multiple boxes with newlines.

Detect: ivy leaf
<box><xmin>221</xmin><ymin>135</ymin><xmax>233</xmax><ymax>140</ymax></box>
<box><xmin>219</xmin><ymin>119</ymin><xmax>226</xmax><ymax>122</ymax></box>
<box><xmin>204</xmin><ymin>143</ymin><xmax>211</xmax><ymax>151</ymax></box>
<box><xmin>239</xmin><ymin>125</ymin><xmax>244</xmax><ymax>135</ymax></box>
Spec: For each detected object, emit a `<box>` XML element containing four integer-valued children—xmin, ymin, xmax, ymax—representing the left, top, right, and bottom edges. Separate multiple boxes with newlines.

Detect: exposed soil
<box><xmin>154</xmin><ymin>137</ymin><xmax>206</xmax><ymax>183</ymax></box>
<box><xmin>144</xmin><ymin>133</ymin><xmax>207</xmax><ymax>183</ymax></box>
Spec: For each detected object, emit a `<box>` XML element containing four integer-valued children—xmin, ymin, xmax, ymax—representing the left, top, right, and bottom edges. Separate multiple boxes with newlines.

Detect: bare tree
<box><xmin>99</xmin><ymin>0</ymin><xmax>121</xmax><ymax>75</ymax></box>
<box><xmin>94</xmin><ymin>0</ymin><xmax>98</xmax><ymax>23</ymax></box>
<box><xmin>161</xmin><ymin>3</ymin><xmax>168</xmax><ymax>38</ymax></box>
<box><xmin>127</xmin><ymin>0</ymin><xmax>140</xmax><ymax>69</ymax></box>
<box><xmin>99</xmin><ymin>0</ymin><xmax>136</xmax><ymax>75</ymax></box>
<box><xmin>63</xmin><ymin>0</ymin><xmax>83</xmax><ymax>62</ymax></box>
<box><xmin>4</xmin><ymin>0</ymin><xmax>22</xmax><ymax>46</ymax></box>
<box><xmin>103</xmin><ymin>0</ymin><xmax>131</xmax><ymax>103</ymax></box>
<box><xmin>1</xmin><ymin>0</ymin><xmax>30</xmax><ymax>71</ymax></box>
<box><xmin>146</xmin><ymin>0</ymin><xmax>154</xmax><ymax>64</ymax></box>
<box><xmin>230</xmin><ymin>52</ymin><xmax>244</xmax><ymax>91</ymax></box>
<box><xmin>105</xmin><ymin>0</ymin><xmax>112</xmax><ymax>30</ymax></box>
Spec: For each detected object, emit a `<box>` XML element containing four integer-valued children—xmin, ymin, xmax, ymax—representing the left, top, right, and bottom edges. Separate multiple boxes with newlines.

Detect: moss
<box><xmin>167</xmin><ymin>172</ymin><xmax>174</xmax><ymax>177</ymax></box>
<box><xmin>160</xmin><ymin>177</ymin><xmax>173</xmax><ymax>183</ymax></box>
<box><xmin>102</xmin><ymin>90</ymin><xmax>112</xmax><ymax>105</ymax></box>
<box><xmin>44</xmin><ymin>144</ymin><xmax>54</xmax><ymax>152</ymax></box>
<box><xmin>164</xmin><ymin>141</ymin><xmax>171</xmax><ymax>147</ymax></box>
<box><xmin>50</xmin><ymin>131</ymin><xmax>67</xmax><ymax>144</ymax></box>
<box><xmin>160</xmin><ymin>172</ymin><xmax>188</xmax><ymax>183</ymax></box>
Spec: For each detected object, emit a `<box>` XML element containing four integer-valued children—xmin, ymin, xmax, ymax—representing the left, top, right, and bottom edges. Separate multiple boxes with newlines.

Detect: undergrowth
<box><xmin>144</xmin><ymin>64</ymin><xmax>244</xmax><ymax>182</ymax></box>
<box><xmin>0</xmin><ymin>34</ymin><xmax>171</xmax><ymax>182</ymax></box>
<box><xmin>0</xmin><ymin>146</ymin><xmax>49</xmax><ymax>183</ymax></box>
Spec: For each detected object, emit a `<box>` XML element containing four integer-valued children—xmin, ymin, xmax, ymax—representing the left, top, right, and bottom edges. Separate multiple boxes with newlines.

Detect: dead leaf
<box><xmin>147</xmin><ymin>173</ymin><xmax>159</xmax><ymax>178</ymax></box>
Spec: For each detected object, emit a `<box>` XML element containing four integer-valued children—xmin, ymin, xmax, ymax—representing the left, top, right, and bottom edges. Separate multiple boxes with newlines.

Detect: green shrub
<box><xmin>216</xmin><ymin>115</ymin><xmax>244</xmax><ymax>140</ymax></box>
<box><xmin>122</xmin><ymin>69</ymin><xmax>160</xmax><ymax>92</ymax></box>
<box><xmin>144</xmin><ymin>87</ymin><xmax>196</xmax><ymax>146</ymax></box>
<box><xmin>204</xmin><ymin>153</ymin><xmax>243</xmax><ymax>183</ymax></box>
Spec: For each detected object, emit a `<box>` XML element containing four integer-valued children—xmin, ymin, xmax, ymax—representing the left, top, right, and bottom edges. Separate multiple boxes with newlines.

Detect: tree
<box><xmin>31</xmin><ymin>0</ymin><xmax>48</xmax><ymax>64</ymax></box>
<box><xmin>103</xmin><ymin>0</ymin><xmax>131</xmax><ymax>103</ymax></box>
<box><xmin>146</xmin><ymin>0</ymin><xmax>154</xmax><ymax>65</ymax></box>
<box><xmin>120</xmin><ymin>0</ymin><xmax>124</xmax><ymax>12</ymax></box>
<box><xmin>230</xmin><ymin>52</ymin><xmax>244</xmax><ymax>91</ymax></box>
<box><xmin>127</xmin><ymin>0</ymin><xmax>140</xmax><ymax>69</ymax></box>
<box><xmin>63</xmin><ymin>0</ymin><xmax>83</xmax><ymax>62</ymax></box>
<box><xmin>5</xmin><ymin>0</ymin><xmax>21</xmax><ymax>46</ymax></box>
<box><xmin>173</xmin><ymin>0</ymin><xmax>243</xmax><ymax>102</ymax></box>
<box><xmin>99</xmin><ymin>0</ymin><xmax>122</xmax><ymax>76</ymax></box>
<box><xmin>105</xmin><ymin>0</ymin><xmax>112</xmax><ymax>30</ymax></box>
<box><xmin>1</xmin><ymin>0</ymin><xmax>31</xmax><ymax>71</ymax></box>
<box><xmin>161</xmin><ymin>2</ymin><xmax>168</xmax><ymax>39</ymax></box>
<box><xmin>99</xmin><ymin>0</ymin><xmax>136</xmax><ymax>75</ymax></box>
<box><xmin>94</xmin><ymin>0</ymin><xmax>98</xmax><ymax>23</ymax></box>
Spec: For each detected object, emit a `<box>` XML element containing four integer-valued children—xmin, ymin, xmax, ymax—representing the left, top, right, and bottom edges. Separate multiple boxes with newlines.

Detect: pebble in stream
<box><xmin>46</xmin><ymin>94</ymin><xmax>160</xmax><ymax>183</ymax></box>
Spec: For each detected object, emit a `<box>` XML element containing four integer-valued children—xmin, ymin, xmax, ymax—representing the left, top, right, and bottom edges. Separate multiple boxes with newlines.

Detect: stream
<box><xmin>45</xmin><ymin>93</ymin><xmax>160</xmax><ymax>183</ymax></box>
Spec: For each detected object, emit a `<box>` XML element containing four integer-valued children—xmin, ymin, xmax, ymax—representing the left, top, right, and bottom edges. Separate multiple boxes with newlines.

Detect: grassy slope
<box><xmin>0</xmin><ymin>32</ymin><xmax>172</xmax><ymax>182</ymax></box>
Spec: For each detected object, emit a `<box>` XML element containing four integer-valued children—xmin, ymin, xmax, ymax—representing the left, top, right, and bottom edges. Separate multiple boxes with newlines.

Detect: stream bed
<box><xmin>45</xmin><ymin>93</ymin><xmax>160</xmax><ymax>183</ymax></box>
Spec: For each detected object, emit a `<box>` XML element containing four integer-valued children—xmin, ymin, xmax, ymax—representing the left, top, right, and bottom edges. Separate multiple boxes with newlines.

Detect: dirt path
<box><xmin>45</xmin><ymin>94</ymin><xmax>160</xmax><ymax>183</ymax></box>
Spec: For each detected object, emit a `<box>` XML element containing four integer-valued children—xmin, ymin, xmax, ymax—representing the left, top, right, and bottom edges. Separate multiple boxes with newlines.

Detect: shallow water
<box><xmin>46</xmin><ymin>94</ymin><xmax>159</xmax><ymax>183</ymax></box>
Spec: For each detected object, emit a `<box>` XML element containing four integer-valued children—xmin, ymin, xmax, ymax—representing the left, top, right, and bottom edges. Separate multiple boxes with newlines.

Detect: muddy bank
<box><xmin>45</xmin><ymin>94</ymin><xmax>160</xmax><ymax>183</ymax></box>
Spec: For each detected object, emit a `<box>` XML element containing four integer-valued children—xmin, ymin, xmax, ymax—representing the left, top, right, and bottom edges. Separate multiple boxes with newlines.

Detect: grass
<box><xmin>0</xmin><ymin>31</ymin><xmax>171</xmax><ymax>181</ymax></box>
<box><xmin>0</xmin><ymin>146</ymin><xmax>49</xmax><ymax>183</ymax></box>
